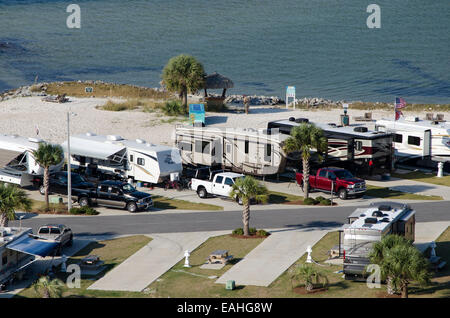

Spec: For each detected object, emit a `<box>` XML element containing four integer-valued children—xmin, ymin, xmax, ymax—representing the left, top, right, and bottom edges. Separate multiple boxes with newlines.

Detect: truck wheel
<box><xmin>79</xmin><ymin>197</ymin><xmax>90</xmax><ymax>207</ymax></box>
<box><xmin>197</xmin><ymin>187</ymin><xmax>207</xmax><ymax>199</ymax></box>
<box><xmin>39</xmin><ymin>185</ymin><xmax>46</xmax><ymax>195</ymax></box>
<box><xmin>338</xmin><ymin>189</ymin><xmax>348</xmax><ymax>200</ymax></box>
<box><xmin>126</xmin><ymin>202</ymin><xmax>137</xmax><ymax>213</ymax></box>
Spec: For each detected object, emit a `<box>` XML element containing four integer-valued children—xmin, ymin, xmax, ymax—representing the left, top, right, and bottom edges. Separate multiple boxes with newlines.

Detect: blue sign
<box><xmin>189</xmin><ymin>104</ymin><xmax>205</xmax><ymax>125</ymax></box>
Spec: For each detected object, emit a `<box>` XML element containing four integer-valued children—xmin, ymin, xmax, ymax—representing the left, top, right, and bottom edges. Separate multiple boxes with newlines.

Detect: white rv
<box><xmin>342</xmin><ymin>202</ymin><xmax>416</xmax><ymax>280</ymax></box>
<box><xmin>375</xmin><ymin>117</ymin><xmax>450</xmax><ymax>161</ymax></box>
<box><xmin>0</xmin><ymin>134</ymin><xmax>63</xmax><ymax>186</ymax></box>
<box><xmin>61</xmin><ymin>133</ymin><xmax>183</xmax><ymax>184</ymax></box>
<box><xmin>174</xmin><ymin>125</ymin><xmax>289</xmax><ymax>176</ymax></box>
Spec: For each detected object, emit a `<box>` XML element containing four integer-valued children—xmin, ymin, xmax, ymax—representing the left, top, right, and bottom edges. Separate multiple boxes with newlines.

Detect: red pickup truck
<box><xmin>296</xmin><ymin>167</ymin><xmax>366</xmax><ymax>200</ymax></box>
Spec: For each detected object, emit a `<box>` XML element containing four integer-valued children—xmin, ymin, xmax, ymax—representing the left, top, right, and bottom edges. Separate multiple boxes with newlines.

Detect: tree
<box><xmin>229</xmin><ymin>176</ymin><xmax>268</xmax><ymax>236</ymax></box>
<box><xmin>0</xmin><ymin>183</ymin><xmax>32</xmax><ymax>227</ymax></box>
<box><xmin>369</xmin><ymin>235</ymin><xmax>431</xmax><ymax>298</ymax></box>
<box><xmin>290</xmin><ymin>264</ymin><xmax>328</xmax><ymax>291</ymax></box>
<box><xmin>282</xmin><ymin>123</ymin><xmax>327</xmax><ymax>198</ymax></box>
<box><xmin>32</xmin><ymin>143</ymin><xmax>64</xmax><ymax>210</ymax></box>
<box><xmin>33</xmin><ymin>276</ymin><xmax>64</xmax><ymax>298</ymax></box>
<box><xmin>161</xmin><ymin>54</ymin><xmax>205</xmax><ymax>112</ymax></box>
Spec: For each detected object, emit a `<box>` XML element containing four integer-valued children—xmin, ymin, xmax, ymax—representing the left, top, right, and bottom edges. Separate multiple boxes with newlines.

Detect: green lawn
<box><xmin>152</xmin><ymin>195</ymin><xmax>223</xmax><ymax>211</ymax></box>
<box><xmin>365</xmin><ymin>185</ymin><xmax>443</xmax><ymax>200</ymax></box>
<box><xmin>268</xmin><ymin>191</ymin><xmax>304</xmax><ymax>204</ymax></box>
<box><xmin>391</xmin><ymin>171</ymin><xmax>450</xmax><ymax>187</ymax></box>
<box><xmin>16</xmin><ymin>235</ymin><xmax>151</xmax><ymax>298</ymax></box>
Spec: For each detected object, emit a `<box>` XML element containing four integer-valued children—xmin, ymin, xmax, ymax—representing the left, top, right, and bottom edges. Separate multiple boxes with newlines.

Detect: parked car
<box><xmin>191</xmin><ymin>172</ymin><xmax>245</xmax><ymax>203</ymax></box>
<box><xmin>35</xmin><ymin>224</ymin><xmax>73</xmax><ymax>255</ymax></box>
<box><xmin>77</xmin><ymin>180</ymin><xmax>153</xmax><ymax>212</ymax></box>
<box><xmin>34</xmin><ymin>171</ymin><xmax>95</xmax><ymax>196</ymax></box>
<box><xmin>295</xmin><ymin>167</ymin><xmax>366</xmax><ymax>200</ymax></box>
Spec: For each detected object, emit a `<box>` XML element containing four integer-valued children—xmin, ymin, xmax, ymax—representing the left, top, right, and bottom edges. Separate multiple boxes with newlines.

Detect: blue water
<box><xmin>1</xmin><ymin>0</ymin><xmax>449</xmax><ymax>103</ymax></box>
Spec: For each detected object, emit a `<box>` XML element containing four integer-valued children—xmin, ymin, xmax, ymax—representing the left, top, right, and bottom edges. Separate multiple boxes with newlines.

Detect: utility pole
<box><xmin>67</xmin><ymin>112</ymin><xmax>72</xmax><ymax>211</ymax></box>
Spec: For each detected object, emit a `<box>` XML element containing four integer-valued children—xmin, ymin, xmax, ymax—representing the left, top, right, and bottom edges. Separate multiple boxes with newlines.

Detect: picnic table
<box><xmin>207</xmin><ymin>250</ymin><xmax>233</xmax><ymax>265</ymax></box>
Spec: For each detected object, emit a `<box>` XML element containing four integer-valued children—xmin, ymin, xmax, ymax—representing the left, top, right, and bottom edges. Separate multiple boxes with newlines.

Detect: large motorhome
<box><xmin>375</xmin><ymin>117</ymin><xmax>450</xmax><ymax>162</ymax></box>
<box><xmin>174</xmin><ymin>125</ymin><xmax>289</xmax><ymax>176</ymax></box>
<box><xmin>267</xmin><ymin>118</ymin><xmax>394</xmax><ymax>173</ymax></box>
<box><xmin>0</xmin><ymin>134</ymin><xmax>63</xmax><ymax>186</ymax></box>
<box><xmin>61</xmin><ymin>133</ymin><xmax>183</xmax><ymax>184</ymax></box>
<box><xmin>342</xmin><ymin>202</ymin><xmax>416</xmax><ymax>280</ymax></box>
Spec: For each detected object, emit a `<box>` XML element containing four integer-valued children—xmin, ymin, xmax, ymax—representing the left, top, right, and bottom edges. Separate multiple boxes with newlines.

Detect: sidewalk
<box><xmin>414</xmin><ymin>221</ymin><xmax>450</xmax><ymax>253</ymax></box>
<box><xmin>87</xmin><ymin>230</ymin><xmax>228</xmax><ymax>292</ymax></box>
<box><xmin>215</xmin><ymin>227</ymin><xmax>335</xmax><ymax>287</ymax></box>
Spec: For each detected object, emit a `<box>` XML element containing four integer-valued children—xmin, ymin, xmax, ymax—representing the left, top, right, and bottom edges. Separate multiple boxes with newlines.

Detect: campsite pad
<box><xmin>200</xmin><ymin>263</ymin><xmax>226</xmax><ymax>270</ymax></box>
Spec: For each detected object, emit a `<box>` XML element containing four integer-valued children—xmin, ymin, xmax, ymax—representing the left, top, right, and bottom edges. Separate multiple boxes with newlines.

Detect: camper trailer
<box><xmin>0</xmin><ymin>227</ymin><xmax>59</xmax><ymax>288</ymax></box>
<box><xmin>61</xmin><ymin>133</ymin><xmax>183</xmax><ymax>184</ymax></box>
<box><xmin>342</xmin><ymin>202</ymin><xmax>416</xmax><ymax>280</ymax></box>
<box><xmin>267</xmin><ymin>118</ymin><xmax>394</xmax><ymax>172</ymax></box>
<box><xmin>375</xmin><ymin>117</ymin><xmax>450</xmax><ymax>161</ymax></box>
<box><xmin>174</xmin><ymin>125</ymin><xmax>289</xmax><ymax>176</ymax></box>
<box><xmin>0</xmin><ymin>134</ymin><xmax>63</xmax><ymax>186</ymax></box>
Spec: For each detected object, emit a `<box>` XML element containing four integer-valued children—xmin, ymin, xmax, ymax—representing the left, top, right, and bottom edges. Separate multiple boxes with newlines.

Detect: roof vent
<box><xmin>372</xmin><ymin>210</ymin><xmax>384</xmax><ymax>218</ymax></box>
<box><xmin>107</xmin><ymin>135</ymin><xmax>123</xmax><ymax>141</ymax></box>
<box><xmin>359</xmin><ymin>214</ymin><xmax>366</xmax><ymax>217</ymax></box>
<box><xmin>289</xmin><ymin>117</ymin><xmax>295</xmax><ymax>122</ymax></box>
<box><xmin>28</xmin><ymin>137</ymin><xmax>43</xmax><ymax>143</ymax></box>
<box><xmin>354</xmin><ymin>126</ymin><xmax>368</xmax><ymax>133</ymax></box>
<box><xmin>136</xmin><ymin>139</ymin><xmax>146</xmax><ymax>144</ymax></box>
<box><xmin>381</xmin><ymin>218</ymin><xmax>390</xmax><ymax>223</ymax></box>
<box><xmin>295</xmin><ymin>118</ymin><xmax>309</xmax><ymax>124</ymax></box>
<box><xmin>328</xmin><ymin>123</ymin><xmax>337</xmax><ymax>127</ymax></box>
<box><xmin>406</xmin><ymin>116</ymin><xmax>419</xmax><ymax>122</ymax></box>
<box><xmin>364</xmin><ymin>217</ymin><xmax>378</xmax><ymax>224</ymax></box>
<box><xmin>378</xmin><ymin>205</ymin><xmax>391</xmax><ymax>211</ymax></box>
<box><xmin>86</xmin><ymin>132</ymin><xmax>96</xmax><ymax>137</ymax></box>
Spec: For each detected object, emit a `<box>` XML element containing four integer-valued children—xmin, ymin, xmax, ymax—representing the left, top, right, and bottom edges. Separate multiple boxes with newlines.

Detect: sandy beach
<box><xmin>1</xmin><ymin>96</ymin><xmax>449</xmax><ymax>146</ymax></box>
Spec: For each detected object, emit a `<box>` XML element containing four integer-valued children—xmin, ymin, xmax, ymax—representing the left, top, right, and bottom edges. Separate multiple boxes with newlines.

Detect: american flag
<box><xmin>395</xmin><ymin>97</ymin><xmax>406</xmax><ymax>120</ymax></box>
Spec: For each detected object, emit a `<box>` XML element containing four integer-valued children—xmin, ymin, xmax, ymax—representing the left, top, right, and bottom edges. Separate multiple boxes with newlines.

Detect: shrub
<box><xmin>315</xmin><ymin>196</ymin><xmax>326</xmax><ymax>203</ymax></box>
<box><xmin>69</xmin><ymin>206</ymin><xmax>99</xmax><ymax>215</ymax></box>
<box><xmin>162</xmin><ymin>100</ymin><xmax>185</xmax><ymax>116</ymax></box>
<box><xmin>303</xmin><ymin>198</ymin><xmax>317</xmax><ymax>205</ymax></box>
<box><xmin>320</xmin><ymin>199</ymin><xmax>332</xmax><ymax>205</ymax></box>
<box><xmin>249</xmin><ymin>227</ymin><xmax>257</xmax><ymax>235</ymax></box>
<box><xmin>69</xmin><ymin>207</ymin><xmax>83</xmax><ymax>215</ymax></box>
<box><xmin>256</xmin><ymin>229</ymin><xmax>270</xmax><ymax>237</ymax></box>
<box><xmin>232</xmin><ymin>228</ymin><xmax>244</xmax><ymax>235</ymax></box>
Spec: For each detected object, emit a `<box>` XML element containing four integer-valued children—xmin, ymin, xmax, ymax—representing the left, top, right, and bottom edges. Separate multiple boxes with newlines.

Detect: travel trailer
<box><xmin>61</xmin><ymin>133</ymin><xmax>183</xmax><ymax>184</ymax></box>
<box><xmin>267</xmin><ymin>118</ymin><xmax>394</xmax><ymax>172</ymax></box>
<box><xmin>0</xmin><ymin>134</ymin><xmax>63</xmax><ymax>186</ymax></box>
<box><xmin>375</xmin><ymin>117</ymin><xmax>450</xmax><ymax>162</ymax></box>
<box><xmin>341</xmin><ymin>202</ymin><xmax>416</xmax><ymax>280</ymax></box>
<box><xmin>174</xmin><ymin>125</ymin><xmax>289</xmax><ymax>176</ymax></box>
<box><xmin>1</xmin><ymin>227</ymin><xmax>58</xmax><ymax>288</ymax></box>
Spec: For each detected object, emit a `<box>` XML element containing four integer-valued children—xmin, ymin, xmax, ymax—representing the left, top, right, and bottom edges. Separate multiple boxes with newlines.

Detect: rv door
<box><xmin>347</xmin><ymin>139</ymin><xmax>354</xmax><ymax>161</ymax></box>
<box><xmin>423</xmin><ymin>129</ymin><xmax>431</xmax><ymax>157</ymax></box>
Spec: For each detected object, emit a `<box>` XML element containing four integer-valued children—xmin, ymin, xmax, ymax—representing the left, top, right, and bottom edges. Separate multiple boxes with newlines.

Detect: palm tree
<box><xmin>282</xmin><ymin>123</ymin><xmax>327</xmax><ymax>198</ymax></box>
<box><xmin>382</xmin><ymin>244</ymin><xmax>431</xmax><ymax>298</ymax></box>
<box><xmin>0</xmin><ymin>183</ymin><xmax>32</xmax><ymax>227</ymax></box>
<box><xmin>229</xmin><ymin>176</ymin><xmax>268</xmax><ymax>236</ymax></box>
<box><xmin>368</xmin><ymin>234</ymin><xmax>412</xmax><ymax>294</ymax></box>
<box><xmin>33</xmin><ymin>276</ymin><xmax>65</xmax><ymax>298</ymax></box>
<box><xmin>161</xmin><ymin>54</ymin><xmax>206</xmax><ymax>112</ymax></box>
<box><xmin>290</xmin><ymin>264</ymin><xmax>328</xmax><ymax>291</ymax></box>
<box><xmin>32</xmin><ymin>143</ymin><xmax>64</xmax><ymax>210</ymax></box>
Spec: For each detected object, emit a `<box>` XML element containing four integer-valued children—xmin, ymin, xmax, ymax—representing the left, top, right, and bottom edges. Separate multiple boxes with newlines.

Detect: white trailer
<box><xmin>61</xmin><ymin>133</ymin><xmax>183</xmax><ymax>184</ymax></box>
<box><xmin>174</xmin><ymin>125</ymin><xmax>288</xmax><ymax>176</ymax></box>
<box><xmin>0</xmin><ymin>134</ymin><xmax>63</xmax><ymax>186</ymax></box>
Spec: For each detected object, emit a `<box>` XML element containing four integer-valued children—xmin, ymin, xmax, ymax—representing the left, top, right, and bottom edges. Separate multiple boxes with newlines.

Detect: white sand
<box><xmin>0</xmin><ymin>96</ymin><xmax>448</xmax><ymax>146</ymax></box>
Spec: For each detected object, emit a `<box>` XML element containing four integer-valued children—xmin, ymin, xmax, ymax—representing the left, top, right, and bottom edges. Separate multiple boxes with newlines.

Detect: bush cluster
<box><xmin>162</xmin><ymin>100</ymin><xmax>185</xmax><ymax>116</ymax></box>
<box><xmin>303</xmin><ymin>197</ymin><xmax>332</xmax><ymax>206</ymax></box>
<box><xmin>232</xmin><ymin>228</ymin><xmax>270</xmax><ymax>237</ymax></box>
<box><xmin>69</xmin><ymin>206</ymin><xmax>99</xmax><ymax>215</ymax></box>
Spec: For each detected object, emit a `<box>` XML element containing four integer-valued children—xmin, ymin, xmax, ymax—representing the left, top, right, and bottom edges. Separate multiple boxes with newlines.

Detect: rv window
<box><xmin>129</xmin><ymin>155</ymin><xmax>134</xmax><ymax>162</ymax></box>
<box><xmin>245</xmin><ymin>140</ymin><xmax>249</xmax><ymax>154</ymax></box>
<box><xmin>2</xmin><ymin>252</ymin><xmax>7</xmax><ymax>266</ymax></box>
<box><xmin>137</xmin><ymin>158</ymin><xmax>145</xmax><ymax>166</ymax></box>
<box><xmin>394</xmin><ymin>134</ymin><xmax>403</xmax><ymax>143</ymax></box>
<box><xmin>265</xmin><ymin>144</ymin><xmax>272</xmax><ymax>160</ymax></box>
<box><xmin>226</xmin><ymin>144</ymin><xmax>231</xmax><ymax>153</ymax></box>
<box><xmin>408</xmin><ymin>136</ymin><xmax>421</xmax><ymax>146</ymax></box>
<box><xmin>355</xmin><ymin>141</ymin><xmax>363</xmax><ymax>151</ymax></box>
<box><xmin>178</xmin><ymin>141</ymin><xmax>192</xmax><ymax>152</ymax></box>
<box><xmin>224</xmin><ymin>178</ymin><xmax>234</xmax><ymax>186</ymax></box>
<box><xmin>215</xmin><ymin>176</ymin><xmax>224</xmax><ymax>184</ymax></box>
<box><xmin>195</xmin><ymin>141</ymin><xmax>210</xmax><ymax>154</ymax></box>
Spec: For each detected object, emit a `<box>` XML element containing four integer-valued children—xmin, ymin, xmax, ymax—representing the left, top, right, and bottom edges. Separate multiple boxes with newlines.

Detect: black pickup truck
<box><xmin>77</xmin><ymin>180</ymin><xmax>153</xmax><ymax>213</ymax></box>
<box><xmin>34</xmin><ymin>171</ymin><xmax>95</xmax><ymax>196</ymax></box>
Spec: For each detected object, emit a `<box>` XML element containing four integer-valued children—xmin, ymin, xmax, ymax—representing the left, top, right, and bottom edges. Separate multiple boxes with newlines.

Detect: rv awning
<box><xmin>6</xmin><ymin>235</ymin><xmax>59</xmax><ymax>257</ymax></box>
<box><xmin>0</xmin><ymin>149</ymin><xmax>22</xmax><ymax>167</ymax></box>
<box><xmin>61</xmin><ymin>137</ymin><xmax>126</xmax><ymax>161</ymax></box>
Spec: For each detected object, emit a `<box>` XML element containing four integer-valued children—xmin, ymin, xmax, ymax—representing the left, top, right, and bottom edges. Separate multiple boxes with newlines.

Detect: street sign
<box><xmin>286</xmin><ymin>86</ymin><xmax>296</xmax><ymax>109</ymax></box>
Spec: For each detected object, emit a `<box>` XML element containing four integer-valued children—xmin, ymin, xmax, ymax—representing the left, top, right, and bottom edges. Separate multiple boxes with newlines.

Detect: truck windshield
<box><xmin>122</xmin><ymin>184</ymin><xmax>136</xmax><ymax>193</ymax></box>
<box><xmin>334</xmin><ymin>170</ymin><xmax>354</xmax><ymax>179</ymax></box>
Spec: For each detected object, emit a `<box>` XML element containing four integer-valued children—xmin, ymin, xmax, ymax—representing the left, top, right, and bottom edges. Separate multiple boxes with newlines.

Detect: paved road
<box><xmin>10</xmin><ymin>201</ymin><xmax>450</xmax><ymax>236</ymax></box>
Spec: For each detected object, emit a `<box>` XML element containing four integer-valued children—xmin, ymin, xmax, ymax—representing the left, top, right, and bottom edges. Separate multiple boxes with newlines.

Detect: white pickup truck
<box><xmin>191</xmin><ymin>172</ymin><xmax>245</xmax><ymax>202</ymax></box>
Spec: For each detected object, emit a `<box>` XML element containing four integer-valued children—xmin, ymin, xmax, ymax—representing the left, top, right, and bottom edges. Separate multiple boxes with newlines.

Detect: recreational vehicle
<box><xmin>267</xmin><ymin>118</ymin><xmax>394</xmax><ymax>173</ymax></box>
<box><xmin>342</xmin><ymin>202</ymin><xmax>416</xmax><ymax>280</ymax></box>
<box><xmin>0</xmin><ymin>134</ymin><xmax>63</xmax><ymax>186</ymax></box>
<box><xmin>61</xmin><ymin>133</ymin><xmax>183</xmax><ymax>184</ymax></box>
<box><xmin>375</xmin><ymin>117</ymin><xmax>450</xmax><ymax>162</ymax></box>
<box><xmin>1</xmin><ymin>227</ymin><xmax>58</xmax><ymax>288</ymax></box>
<box><xmin>174</xmin><ymin>125</ymin><xmax>289</xmax><ymax>176</ymax></box>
